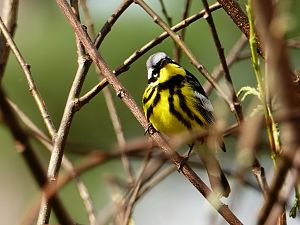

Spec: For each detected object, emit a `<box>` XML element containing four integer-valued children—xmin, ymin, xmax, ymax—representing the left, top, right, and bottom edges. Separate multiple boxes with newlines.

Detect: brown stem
<box><xmin>0</xmin><ymin>0</ymin><xmax>19</xmax><ymax>82</ymax></box>
<box><xmin>202</xmin><ymin>0</ymin><xmax>243</xmax><ymax>123</ymax></box>
<box><xmin>205</xmin><ymin>34</ymin><xmax>248</xmax><ymax>94</ymax></box>
<box><xmin>80</xmin><ymin>0</ymin><xmax>134</xmax><ymax>182</ymax></box>
<box><xmin>217</xmin><ymin>0</ymin><xmax>263</xmax><ymax>55</ymax></box>
<box><xmin>0</xmin><ymin>88</ymin><xmax>74</xmax><ymax>225</ymax></box>
<box><xmin>0</xmin><ymin>17</ymin><xmax>56</xmax><ymax>138</ymax></box>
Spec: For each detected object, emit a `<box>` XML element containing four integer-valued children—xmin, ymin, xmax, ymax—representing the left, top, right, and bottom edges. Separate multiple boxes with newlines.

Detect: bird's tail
<box><xmin>195</xmin><ymin>143</ymin><xmax>231</xmax><ymax>198</ymax></box>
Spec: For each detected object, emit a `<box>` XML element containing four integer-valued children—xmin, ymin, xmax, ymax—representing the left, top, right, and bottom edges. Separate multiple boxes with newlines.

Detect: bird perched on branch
<box><xmin>142</xmin><ymin>52</ymin><xmax>230</xmax><ymax>197</ymax></box>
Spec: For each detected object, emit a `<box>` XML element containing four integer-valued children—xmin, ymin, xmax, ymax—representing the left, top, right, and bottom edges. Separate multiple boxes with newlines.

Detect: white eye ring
<box><xmin>147</xmin><ymin>68</ymin><xmax>153</xmax><ymax>80</ymax></box>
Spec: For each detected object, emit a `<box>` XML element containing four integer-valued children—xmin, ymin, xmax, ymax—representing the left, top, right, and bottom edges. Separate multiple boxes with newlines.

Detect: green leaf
<box><xmin>237</xmin><ymin>86</ymin><xmax>261</xmax><ymax>102</ymax></box>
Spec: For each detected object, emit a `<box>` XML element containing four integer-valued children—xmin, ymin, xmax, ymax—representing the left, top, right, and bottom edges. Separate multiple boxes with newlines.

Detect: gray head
<box><xmin>146</xmin><ymin>52</ymin><xmax>171</xmax><ymax>82</ymax></box>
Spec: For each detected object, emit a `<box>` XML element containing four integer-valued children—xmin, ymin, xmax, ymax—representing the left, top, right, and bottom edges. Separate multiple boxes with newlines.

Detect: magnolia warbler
<box><xmin>142</xmin><ymin>52</ymin><xmax>230</xmax><ymax>197</ymax></box>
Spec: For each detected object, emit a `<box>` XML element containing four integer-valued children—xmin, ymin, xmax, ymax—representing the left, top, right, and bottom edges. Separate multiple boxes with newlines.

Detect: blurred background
<box><xmin>1</xmin><ymin>0</ymin><xmax>300</xmax><ymax>224</ymax></box>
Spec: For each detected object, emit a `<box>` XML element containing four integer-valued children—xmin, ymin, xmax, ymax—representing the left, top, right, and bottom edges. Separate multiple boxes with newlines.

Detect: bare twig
<box><xmin>236</xmin><ymin>109</ymin><xmax>270</xmax><ymax>197</ymax></box>
<box><xmin>202</xmin><ymin>0</ymin><xmax>243</xmax><ymax>123</ymax></box>
<box><xmin>0</xmin><ymin>88</ymin><xmax>74</xmax><ymax>225</ymax></box>
<box><xmin>0</xmin><ymin>0</ymin><xmax>19</xmax><ymax>81</ymax></box>
<box><xmin>157</xmin><ymin>0</ymin><xmax>181</xmax><ymax>62</ymax></box>
<box><xmin>66</xmin><ymin>0</ymin><xmax>134</xmax><ymax>112</ymax></box>
<box><xmin>158</xmin><ymin>0</ymin><xmax>172</xmax><ymax>26</ymax></box>
<box><xmin>122</xmin><ymin>152</ymin><xmax>152</xmax><ymax>225</ymax></box>
<box><xmin>8</xmin><ymin>99</ymin><xmax>98</xmax><ymax>223</ymax></box>
<box><xmin>0</xmin><ymin>17</ymin><xmax>56</xmax><ymax>137</ymax></box>
<box><xmin>174</xmin><ymin>0</ymin><xmax>191</xmax><ymax>62</ymax></box>
<box><xmin>217</xmin><ymin>0</ymin><xmax>263</xmax><ymax>55</ymax></box>
<box><xmin>93</xmin><ymin>0</ymin><xmax>134</xmax><ymax>49</ymax></box>
<box><xmin>205</xmin><ymin>34</ymin><xmax>248</xmax><ymax>94</ymax></box>
<box><xmin>37</xmin><ymin>3</ymin><xmax>91</xmax><ymax>222</ymax></box>
<box><xmin>80</xmin><ymin>0</ymin><xmax>134</xmax><ymax>182</ymax></box>
<box><xmin>55</xmin><ymin>1</ymin><xmax>243</xmax><ymax>224</ymax></box>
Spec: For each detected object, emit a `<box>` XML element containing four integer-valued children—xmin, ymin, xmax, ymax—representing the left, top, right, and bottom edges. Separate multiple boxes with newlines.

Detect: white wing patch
<box><xmin>194</xmin><ymin>91</ymin><xmax>214</xmax><ymax>112</ymax></box>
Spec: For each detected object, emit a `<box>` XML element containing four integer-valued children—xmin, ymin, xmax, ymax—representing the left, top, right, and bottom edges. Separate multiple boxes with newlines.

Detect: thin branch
<box><xmin>202</xmin><ymin>0</ymin><xmax>243</xmax><ymax>123</ymax></box>
<box><xmin>37</xmin><ymin>4</ymin><xmax>91</xmax><ymax>223</ymax></box>
<box><xmin>94</xmin><ymin>0</ymin><xmax>134</xmax><ymax>49</ymax></box>
<box><xmin>8</xmin><ymin>99</ymin><xmax>99</xmax><ymax>221</ymax></box>
<box><xmin>122</xmin><ymin>152</ymin><xmax>152</xmax><ymax>225</ymax></box>
<box><xmin>80</xmin><ymin>0</ymin><xmax>134</xmax><ymax>182</ymax></box>
<box><xmin>0</xmin><ymin>0</ymin><xmax>19</xmax><ymax>82</ymax></box>
<box><xmin>65</xmin><ymin>0</ymin><xmax>134</xmax><ymax>113</ymax></box>
<box><xmin>174</xmin><ymin>0</ymin><xmax>191</xmax><ymax>62</ymax></box>
<box><xmin>54</xmin><ymin>1</ymin><xmax>243</xmax><ymax>224</ymax></box>
<box><xmin>0</xmin><ymin>88</ymin><xmax>74</xmax><ymax>225</ymax></box>
<box><xmin>157</xmin><ymin>0</ymin><xmax>180</xmax><ymax>62</ymax></box>
<box><xmin>78</xmin><ymin>2</ymin><xmax>222</xmax><ymax>107</ymax></box>
<box><xmin>217</xmin><ymin>0</ymin><xmax>263</xmax><ymax>55</ymax></box>
<box><xmin>205</xmin><ymin>34</ymin><xmax>248</xmax><ymax>94</ymax></box>
<box><xmin>0</xmin><ymin>17</ymin><xmax>56</xmax><ymax>138</ymax></box>
<box><xmin>158</xmin><ymin>0</ymin><xmax>172</xmax><ymax>26</ymax></box>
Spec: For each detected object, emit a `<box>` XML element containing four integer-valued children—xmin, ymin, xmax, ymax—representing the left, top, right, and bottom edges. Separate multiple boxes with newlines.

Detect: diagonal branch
<box><xmin>80</xmin><ymin>0</ymin><xmax>134</xmax><ymax>182</ymax></box>
<box><xmin>217</xmin><ymin>0</ymin><xmax>263</xmax><ymax>55</ymax></box>
<box><xmin>201</xmin><ymin>0</ymin><xmax>243</xmax><ymax>122</ymax></box>
<box><xmin>0</xmin><ymin>0</ymin><xmax>19</xmax><ymax>82</ymax></box>
<box><xmin>0</xmin><ymin>88</ymin><xmax>74</xmax><ymax>225</ymax></box>
<box><xmin>205</xmin><ymin>34</ymin><xmax>248</xmax><ymax>94</ymax></box>
<box><xmin>0</xmin><ymin>17</ymin><xmax>56</xmax><ymax>137</ymax></box>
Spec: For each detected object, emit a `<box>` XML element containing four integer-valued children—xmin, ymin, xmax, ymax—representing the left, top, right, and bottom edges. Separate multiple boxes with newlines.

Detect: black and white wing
<box><xmin>185</xmin><ymin>70</ymin><xmax>215</xmax><ymax>124</ymax></box>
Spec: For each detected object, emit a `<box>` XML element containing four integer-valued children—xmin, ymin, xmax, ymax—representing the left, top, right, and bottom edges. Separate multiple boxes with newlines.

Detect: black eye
<box><xmin>148</xmin><ymin>76</ymin><xmax>157</xmax><ymax>84</ymax></box>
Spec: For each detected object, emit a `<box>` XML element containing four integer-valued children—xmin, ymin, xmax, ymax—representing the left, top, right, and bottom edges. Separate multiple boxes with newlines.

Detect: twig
<box><xmin>174</xmin><ymin>0</ymin><xmax>191</xmax><ymax>62</ymax></box>
<box><xmin>9</xmin><ymin>98</ymin><xmax>97</xmax><ymax>225</ymax></box>
<box><xmin>78</xmin><ymin>2</ymin><xmax>222</xmax><ymax>107</ymax></box>
<box><xmin>157</xmin><ymin>0</ymin><xmax>180</xmax><ymax>62</ymax></box>
<box><xmin>0</xmin><ymin>88</ymin><xmax>74</xmax><ymax>225</ymax></box>
<box><xmin>68</xmin><ymin>0</ymin><xmax>134</xmax><ymax>111</ymax></box>
<box><xmin>93</xmin><ymin>0</ymin><xmax>134</xmax><ymax>49</ymax></box>
<box><xmin>205</xmin><ymin>34</ymin><xmax>248</xmax><ymax>94</ymax></box>
<box><xmin>217</xmin><ymin>0</ymin><xmax>263</xmax><ymax>55</ymax></box>
<box><xmin>0</xmin><ymin>0</ymin><xmax>19</xmax><ymax>81</ymax></box>
<box><xmin>0</xmin><ymin>16</ymin><xmax>56</xmax><ymax>137</ymax></box>
<box><xmin>158</xmin><ymin>0</ymin><xmax>172</xmax><ymax>26</ymax></box>
<box><xmin>80</xmin><ymin>0</ymin><xmax>134</xmax><ymax>182</ymax></box>
<box><xmin>236</xmin><ymin>112</ymin><xmax>269</xmax><ymax>196</ymax></box>
<box><xmin>55</xmin><ymin>1</ymin><xmax>243</xmax><ymax>224</ymax></box>
<box><xmin>202</xmin><ymin>0</ymin><xmax>243</xmax><ymax>123</ymax></box>
<box><xmin>37</xmin><ymin>3</ymin><xmax>91</xmax><ymax>223</ymax></box>
<box><xmin>122</xmin><ymin>152</ymin><xmax>152</xmax><ymax>225</ymax></box>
